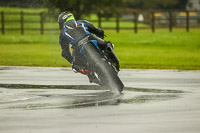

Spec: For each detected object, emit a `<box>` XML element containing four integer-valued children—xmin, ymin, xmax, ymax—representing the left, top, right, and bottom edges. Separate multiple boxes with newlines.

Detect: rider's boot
<box><xmin>72</xmin><ymin>64</ymin><xmax>88</xmax><ymax>74</ymax></box>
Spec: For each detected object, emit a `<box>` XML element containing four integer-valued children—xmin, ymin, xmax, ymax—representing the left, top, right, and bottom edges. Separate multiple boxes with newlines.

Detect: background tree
<box><xmin>46</xmin><ymin>0</ymin><xmax>123</xmax><ymax>20</ymax></box>
<box><xmin>124</xmin><ymin>0</ymin><xmax>188</xmax><ymax>10</ymax></box>
<box><xmin>0</xmin><ymin>0</ymin><xmax>45</xmax><ymax>8</ymax></box>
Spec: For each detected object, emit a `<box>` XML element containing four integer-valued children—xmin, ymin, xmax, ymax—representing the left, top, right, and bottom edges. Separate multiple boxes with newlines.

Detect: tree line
<box><xmin>125</xmin><ymin>0</ymin><xmax>188</xmax><ymax>10</ymax></box>
<box><xmin>46</xmin><ymin>0</ymin><xmax>189</xmax><ymax>19</ymax></box>
<box><xmin>1</xmin><ymin>0</ymin><xmax>189</xmax><ymax>19</ymax></box>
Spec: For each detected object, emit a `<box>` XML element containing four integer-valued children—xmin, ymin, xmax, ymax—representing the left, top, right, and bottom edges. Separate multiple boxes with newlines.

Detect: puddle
<box><xmin>125</xmin><ymin>87</ymin><xmax>183</xmax><ymax>93</ymax></box>
<box><xmin>0</xmin><ymin>84</ymin><xmax>105</xmax><ymax>90</ymax></box>
<box><xmin>0</xmin><ymin>67</ymin><xmax>12</xmax><ymax>70</ymax></box>
<box><xmin>0</xmin><ymin>84</ymin><xmax>184</xmax><ymax>110</ymax></box>
<box><xmin>123</xmin><ymin>94</ymin><xmax>179</xmax><ymax>104</ymax></box>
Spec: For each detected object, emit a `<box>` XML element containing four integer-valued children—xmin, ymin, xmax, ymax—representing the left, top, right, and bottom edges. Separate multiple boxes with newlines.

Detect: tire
<box><xmin>84</xmin><ymin>42</ymin><xmax>124</xmax><ymax>93</ymax></box>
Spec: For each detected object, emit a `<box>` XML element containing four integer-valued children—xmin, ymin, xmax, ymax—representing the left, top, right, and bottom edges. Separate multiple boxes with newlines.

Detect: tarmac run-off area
<box><xmin>0</xmin><ymin>66</ymin><xmax>200</xmax><ymax>133</ymax></box>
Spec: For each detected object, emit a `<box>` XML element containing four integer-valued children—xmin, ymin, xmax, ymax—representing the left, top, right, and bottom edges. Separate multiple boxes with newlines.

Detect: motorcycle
<box><xmin>73</xmin><ymin>36</ymin><xmax>124</xmax><ymax>94</ymax></box>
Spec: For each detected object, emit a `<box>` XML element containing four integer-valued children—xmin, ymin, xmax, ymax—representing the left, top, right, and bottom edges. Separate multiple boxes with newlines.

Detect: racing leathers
<box><xmin>59</xmin><ymin>20</ymin><xmax>109</xmax><ymax>65</ymax></box>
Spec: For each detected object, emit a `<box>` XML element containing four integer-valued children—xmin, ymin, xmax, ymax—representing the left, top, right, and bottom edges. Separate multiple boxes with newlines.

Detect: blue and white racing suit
<box><xmin>59</xmin><ymin>20</ymin><xmax>106</xmax><ymax>64</ymax></box>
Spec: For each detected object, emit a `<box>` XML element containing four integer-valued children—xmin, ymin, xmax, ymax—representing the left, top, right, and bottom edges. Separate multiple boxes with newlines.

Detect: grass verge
<box><xmin>0</xmin><ymin>29</ymin><xmax>200</xmax><ymax>70</ymax></box>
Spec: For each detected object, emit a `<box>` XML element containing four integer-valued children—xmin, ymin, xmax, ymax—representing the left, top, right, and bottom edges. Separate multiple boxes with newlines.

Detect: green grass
<box><xmin>0</xmin><ymin>7</ymin><xmax>148</xmax><ymax>30</ymax></box>
<box><xmin>0</xmin><ymin>29</ymin><xmax>200</xmax><ymax>70</ymax></box>
<box><xmin>0</xmin><ymin>7</ymin><xmax>200</xmax><ymax>70</ymax></box>
<box><xmin>0</xmin><ymin>43</ymin><xmax>67</xmax><ymax>67</ymax></box>
<box><xmin>108</xmin><ymin>29</ymin><xmax>200</xmax><ymax>69</ymax></box>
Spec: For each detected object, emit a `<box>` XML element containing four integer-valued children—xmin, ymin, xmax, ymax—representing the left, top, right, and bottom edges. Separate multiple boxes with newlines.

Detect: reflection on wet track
<box><xmin>1</xmin><ymin>67</ymin><xmax>199</xmax><ymax>133</ymax></box>
<box><xmin>0</xmin><ymin>84</ymin><xmax>183</xmax><ymax>110</ymax></box>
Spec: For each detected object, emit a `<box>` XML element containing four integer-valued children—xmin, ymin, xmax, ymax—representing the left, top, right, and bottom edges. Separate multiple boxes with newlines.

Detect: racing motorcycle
<box><xmin>72</xmin><ymin>36</ymin><xmax>124</xmax><ymax>94</ymax></box>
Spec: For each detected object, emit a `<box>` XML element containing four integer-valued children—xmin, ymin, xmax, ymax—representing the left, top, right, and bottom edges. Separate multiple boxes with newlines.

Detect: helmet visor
<box><xmin>64</xmin><ymin>14</ymin><xmax>75</xmax><ymax>25</ymax></box>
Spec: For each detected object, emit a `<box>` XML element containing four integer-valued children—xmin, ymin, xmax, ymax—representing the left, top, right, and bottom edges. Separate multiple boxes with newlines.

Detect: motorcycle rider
<box><xmin>58</xmin><ymin>11</ymin><xmax>114</xmax><ymax>83</ymax></box>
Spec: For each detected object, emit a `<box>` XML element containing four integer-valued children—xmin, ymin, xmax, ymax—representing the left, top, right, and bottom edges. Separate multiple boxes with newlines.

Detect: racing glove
<box><xmin>96</xmin><ymin>29</ymin><xmax>105</xmax><ymax>39</ymax></box>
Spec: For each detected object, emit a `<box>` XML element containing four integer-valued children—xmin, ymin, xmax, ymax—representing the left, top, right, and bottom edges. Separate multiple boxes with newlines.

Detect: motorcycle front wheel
<box><xmin>84</xmin><ymin>42</ymin><xmax>124</xmax><ymax>94</ymax></box>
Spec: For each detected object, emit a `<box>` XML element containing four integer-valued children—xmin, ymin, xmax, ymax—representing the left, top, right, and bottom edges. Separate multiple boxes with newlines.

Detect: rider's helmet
<box><xmin>58</xmin><ymin>11</ymin><xmax>76</xmax><ymax>30</ymax></box>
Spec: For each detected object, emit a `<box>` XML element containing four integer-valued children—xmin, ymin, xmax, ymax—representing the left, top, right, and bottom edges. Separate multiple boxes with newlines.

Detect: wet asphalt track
<box><xmin>0</xmin><ymin>66</ymin><xmax>200</xmax><ymax>133</ymax></box>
